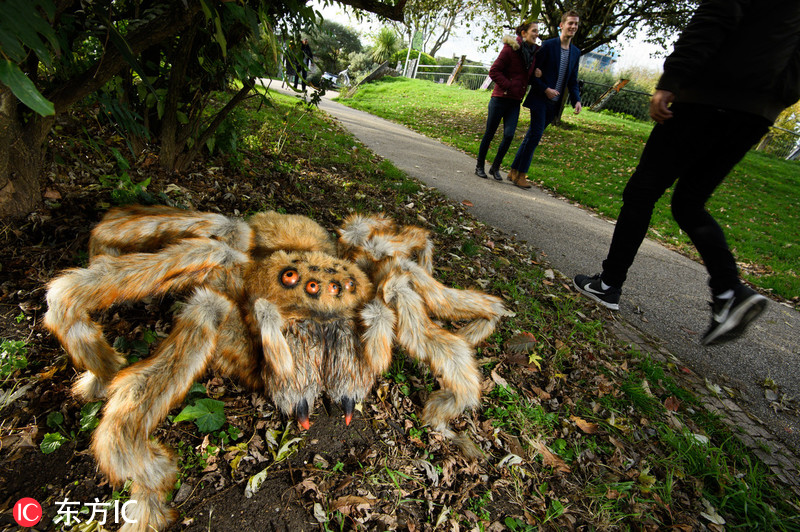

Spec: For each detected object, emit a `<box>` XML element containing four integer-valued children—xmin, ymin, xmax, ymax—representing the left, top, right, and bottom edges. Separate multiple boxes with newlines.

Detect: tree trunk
<box><xmin>0</xmin><ymin>90</ymin><xmax>53</xmax><ymax>219</ymax></box>
<box><xmin>160</xmin><ymin>19</ymin><xmax>201</xmax><ymax>170</ymax></box>
<box><xmin>0</xmin><ymin>2</ymin><xmax>201</xmax><ymax>220</ymax></box>
<box><xmin>173</xmin><ymin>80</ymin><xmax>256</xmax><ymax>172</ymax></box>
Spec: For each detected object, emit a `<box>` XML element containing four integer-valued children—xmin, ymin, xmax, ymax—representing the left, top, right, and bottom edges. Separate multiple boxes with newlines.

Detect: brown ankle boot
<box><xmin>507</xmin><ymin>168</ymin><xmax>518</xmax><ymax>182</ymax></box>
<box><xmin>514</xmin><ymin>173</ymin><xmax>532</xmax><ymax>189</ymax></box>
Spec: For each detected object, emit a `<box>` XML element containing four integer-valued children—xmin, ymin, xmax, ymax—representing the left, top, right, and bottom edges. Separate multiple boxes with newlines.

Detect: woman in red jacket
<box><xmin>476</xmin><ymin>21</ymin><xmax>539</xmax><ymax>181</ymax></box>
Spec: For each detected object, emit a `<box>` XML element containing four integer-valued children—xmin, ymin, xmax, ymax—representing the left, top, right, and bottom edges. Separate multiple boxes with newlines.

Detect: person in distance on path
<box><xmin>574</xmin><ymin>0</ymin><xmax>800</xmax><ymax>346</ymax></box>
<box><xmin>475</xmin><ymin>21</ymin><xmax>540</xmax><ymax>182</ymax></box>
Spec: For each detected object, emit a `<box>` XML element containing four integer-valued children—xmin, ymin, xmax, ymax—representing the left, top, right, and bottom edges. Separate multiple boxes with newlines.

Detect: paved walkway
<box><xmin>263</xmin><ymin>81</ymin><xmax>800</xmax><ymax>491</ymax></box>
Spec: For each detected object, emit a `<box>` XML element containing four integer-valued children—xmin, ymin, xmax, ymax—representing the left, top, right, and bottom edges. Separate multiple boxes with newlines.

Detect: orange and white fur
<box><xmin>338</xmin><ymin>214</ymin><xmax>512</xmax><ymax>454</ymax></box>
<box><xmin>44</xmin><ymin>206</ymin><xmax>510</xmax><ymax>531</ymax></box>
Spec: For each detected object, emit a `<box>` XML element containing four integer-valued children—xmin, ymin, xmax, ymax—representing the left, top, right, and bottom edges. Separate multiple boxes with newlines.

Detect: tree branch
<box><xmin>47</xmin><ymin>2</ymin><xmax>202</xmax><ymax>113</ymax></box>
<box><xmin>337</xmin><ymin>0</ymin><xmax>406</xmax><ymax>22</ymax></box>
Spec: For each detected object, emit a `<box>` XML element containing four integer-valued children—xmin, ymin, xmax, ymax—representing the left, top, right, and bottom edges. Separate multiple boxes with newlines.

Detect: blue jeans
<box><xmin>477</xmin><ymin>97</ymin><xmax>521</xmax><ymax>168</ymax></box>
<box><xmin>511</xmin><ymin>98</ymin><xmax>558</xmax><ymax>174</ymax></box>
<box><xmin>601</xmin><ymin>103</ymin><xmax>770</xmax><ymax>295</ymax></box>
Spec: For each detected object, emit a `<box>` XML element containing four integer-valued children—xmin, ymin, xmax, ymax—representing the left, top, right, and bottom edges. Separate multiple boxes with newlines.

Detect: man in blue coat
<box><xmin>508</xmin><ymin>10</ymin><xmax>582</xmax><ymax>189</ymax></box>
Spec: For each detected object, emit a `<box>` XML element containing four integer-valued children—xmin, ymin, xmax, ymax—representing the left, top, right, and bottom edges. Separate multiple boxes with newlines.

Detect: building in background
<box><xmin>580</xmin><ymin>45</ymin><xmax>619</xmax><ymax>72</ymax></box>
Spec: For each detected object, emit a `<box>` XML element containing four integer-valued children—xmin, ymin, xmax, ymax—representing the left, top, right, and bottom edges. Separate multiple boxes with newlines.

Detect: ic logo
<box><xmin>13</xmin><ymin>498</ymin><xmax>43</xmax><ymax>527</ymax></box>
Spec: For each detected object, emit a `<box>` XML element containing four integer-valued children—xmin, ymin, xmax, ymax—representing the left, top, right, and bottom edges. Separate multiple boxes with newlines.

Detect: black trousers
<box><xmin>601</xmin><ymin>103</ymin><xmax>770</xmax><ymax>296</ymax></box>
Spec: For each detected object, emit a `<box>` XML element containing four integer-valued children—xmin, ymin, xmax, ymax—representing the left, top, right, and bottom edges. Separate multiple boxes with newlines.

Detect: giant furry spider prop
<box><xmin>44</xmin><ymin>205</ymin><xmax>511</xmax><ymax>531</ymax></box>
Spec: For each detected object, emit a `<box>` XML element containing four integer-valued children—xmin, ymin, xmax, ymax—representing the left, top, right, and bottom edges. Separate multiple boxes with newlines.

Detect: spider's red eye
<box><xmin>328</xmin><ymin>282</ymin><xmax>341</xmax><ymax>296</ymax></box>
<box><xmin>342</xmin><ymin>278</ymin><xmax>356</xmax><ymax>292</ymax></box>
<box><xmin>281</xmin><ymin>269</ymin><xmax>299</xmax><ymax>287</ymax></box>
<box><xmin>305</xmin><ymin>280</ymin><xmax>320</xmax><ymax>295</ymax></box>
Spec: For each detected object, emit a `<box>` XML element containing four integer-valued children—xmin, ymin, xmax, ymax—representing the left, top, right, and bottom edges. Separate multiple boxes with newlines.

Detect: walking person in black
<box><xmin>296</xmin><ymin>38</ymin><xmax>313</xmax><ymax>92</ymax></box>
<box><xmin>574</xmin><ymin>0</ymin><xmax>800</xmax><ymax>346</ymax></box>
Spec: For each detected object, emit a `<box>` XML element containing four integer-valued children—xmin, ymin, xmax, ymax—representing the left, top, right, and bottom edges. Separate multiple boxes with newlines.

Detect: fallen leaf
<box><xmin>331</xmin><ymin>495</ymin><xmax>376</xmax><ymax>515</ymax></box>
<box><xmin>491</xmin><ymin>369</ymin><xmax>509</xmax><ymax>388</ymax></box>
<box><xmin>664</xmin><ymin>396</ymin><xmax>681</xmax><ymax>411</ymax></box>
<box><xmin>462</xmin><ymin>200</ymin><xmax>474</xmax><ymax>207</ymax></box>
<box><xmin>44</xmin><ymin>188</ymin><xmax>62</xmax><ymax>200</ymax></box>
<box><xmin>531</xmin><ymin>386</ymin><xmax>551</xmax><ymax>400</ymax></box>
<box><xmin>505</xmin><ymin>332</ymin><xmax>537</xmax><ymax>353</ymax></box>
<box><xmin>570</xmin><ymin>415</ymin><xmax>599</xmax><ymax>434</ymax></box>
<box><xmin>531</xmin><ymin>439</ymin><xmax>571</xmax><ymax>473</ymax></box>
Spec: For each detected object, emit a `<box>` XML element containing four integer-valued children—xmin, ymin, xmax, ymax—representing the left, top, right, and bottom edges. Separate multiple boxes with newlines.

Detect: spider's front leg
<box><xmin>323</xmin><ymin>317</ymin><xmax>380</xmax><ymax>425</ymax></box>
<box><xmin>252</xmin><ymin>298</ymin><xmax>320</xmax><ymax>429</ymax></box>
<box><xmin>91</xmin><ymin>288</ymin><xmax>232</xmax><ymax>532</ymax></box>
<box><xmin>44</xmin><ymin>239</ymin><xmax>249</xmax><ymax>400</ymax></box>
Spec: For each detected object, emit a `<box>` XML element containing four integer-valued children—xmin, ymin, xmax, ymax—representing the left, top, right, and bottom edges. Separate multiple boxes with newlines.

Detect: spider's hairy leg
<box><xmin>269</xmin><ymin>320</ymin><xmax>325</xmax><ymax>430</ymax></box>
<box><xmin>211</xmin><ymin>309</ymin><xmax>263</xmax><ymax>392</ymax></box>
<box><xmin>359</xmin><ymin>298</ymin><xmax>396</xmax><ymax>379</ymax></box>
<box><xmin>252</xmin><ymin>299</ymin><xmax>294</xmax><ymax>385</ymax></box>
<box><xmin>44</xmin><ymin>239</ymin><xmax>248</xmax><ymax>400</ymax></box>
<box><xmin>92</xmin><ymin>288</ymin><xmax>231</xmax><ymax>532</ymax></box>
<box><xmin>323</xmin><ymin>318</ymin><xmax>377</xmax><ymax>425</ymax></box>
<box><xmin>404</xmin><ymin>260</ymin><xmax>513</xmax><ymax>346</ymax></box>
<box><xmin>381</xmin><ymin>270</ymin><xmax>481</xmax><ymax>438</ymax></box>
<box><xmin>394</xmin><ymin>225</ymin><xmax>434</xmax><ymax>273</ymax></box>
<box><xmin>338</xmin><ymin>215</ymin><xmax>434</xmax><ymax>273</ymax></box>
<box><xmin>89</xmin><ymin>205</ymin><xmax>252</xmax><ymax>258</ymax></box>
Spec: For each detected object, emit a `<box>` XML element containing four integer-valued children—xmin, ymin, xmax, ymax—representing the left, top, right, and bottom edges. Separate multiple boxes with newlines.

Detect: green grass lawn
<box><xmin>339</xmin><ymin>77</ymin><xmax>800</xmax><ymax>303</ymax></box>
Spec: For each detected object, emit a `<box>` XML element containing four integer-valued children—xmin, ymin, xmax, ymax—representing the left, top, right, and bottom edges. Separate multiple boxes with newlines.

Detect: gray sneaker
<box><xmin>702</xmin><ymin>285</ymin><xmax>767</xmax><ymax>346</ymax></box>
<box><xmin>574</xmin><ymin>273</ymin><xmax>621</xmax><ymax>311</ymax></box>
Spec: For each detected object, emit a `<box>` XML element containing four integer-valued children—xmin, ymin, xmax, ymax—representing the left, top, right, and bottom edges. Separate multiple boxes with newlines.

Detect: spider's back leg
<box><xmin>44</xmin><ymin>239</ymin><xmax>249</xmax><ymax>400</ymax></box>
<box><xmin>89</xmin><ymin>205</ymin><xmax>252</xmax><ymax>258</ymax></box>
<box><xmin>338</xmin><ymin>215</ymin><xmax>434</xmax><ymax>273</ymax></box>
<box><xmin>248</xmin><ymin>211</ymin><xmax>336</xmax><ymax>258</ymax></box>
<box><xmin>91</xmin><ymin>287</ymin><xmax>231</xmax><ymax>532</ymax></box>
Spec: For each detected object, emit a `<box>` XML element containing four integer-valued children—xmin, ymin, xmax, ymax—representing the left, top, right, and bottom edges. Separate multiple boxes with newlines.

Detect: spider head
<box><xmin>246</xmin><ymin>251</ymin><xmax>372</xmax><ymax>320</ymax></box>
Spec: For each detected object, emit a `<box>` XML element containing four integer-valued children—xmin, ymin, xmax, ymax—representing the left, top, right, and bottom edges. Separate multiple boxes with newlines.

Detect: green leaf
<box><xmin>0</xmin><ymin>0</ymin><xmax>58</xmax><ymax>64</ymax></box>
<box><xmin>0</xmin><ymin>59</ymin><xmax>54</xmax><ymax>116</ymax></box>
<box><xmin>188</xmin><ymin>382</ymin><xmax>208</xmax><ymax>396</ymax></box>
<box><xmin>46</xmin><ymin>411</ymin><xmax>64</xmax><ymax>429</ymax></box>
<box><xmin>8</xmin><ymin>0</ymin><xmax>56</xmax><ymax>65</ymax></box>
<box><xmin>79</xmin><ymin>401</ymin><xmax>103</xmax><ymax>432</ymax></box>
<box><xmin>110</xmin><ymin>147</ymin><xmax>131</xmax><ymax>170</ymax></box>
<box><xmin>173</xmin><ymin>398</ymin><xmax>225</xmax><ymax>433</ymax></box>
<box><xmin>40</xmin><ymin>432</ymin><xmax>67</xmax><ymax>454</ymax></box>
<box><xmin>213</xmin><ymin>16</ymin><xmax>227</xmax><ymax>58</ymax></box>
<box><xmin>105</xmin><ymin>21</ymin><xmax>157</xmax><ymax>97</ymax></box>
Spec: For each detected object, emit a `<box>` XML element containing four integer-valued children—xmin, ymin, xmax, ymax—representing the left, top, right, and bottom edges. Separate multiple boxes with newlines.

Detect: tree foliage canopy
<box><xmin>479</xmin><ymin>0</ymin><xmax>698</xmax><ymax>56</ymax></box>
<box><xmin>0</xmin><ymin>0</ymin><xmax>405</xmax><ymax>219</ymax></box>
<box><xmin>387</xmin><ymin>0</ymin><xmax>479</xmax><ymax>58</ymax></box>
<box><xmin>307</xmin><ymin>19</ymin><xmax>364</xmax><ymax>74</ymax></box>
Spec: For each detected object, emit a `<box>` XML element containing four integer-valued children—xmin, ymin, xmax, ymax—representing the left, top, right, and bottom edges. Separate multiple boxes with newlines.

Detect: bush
<box><xmin>393</xmin><ymin>49</ymin><xmax>437</xmax><ymax>68</ymax></box>
<box><xmin>347</xmin><ymin>51</ymin><xmax>378</xmax><ymax>81</ymax></box>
